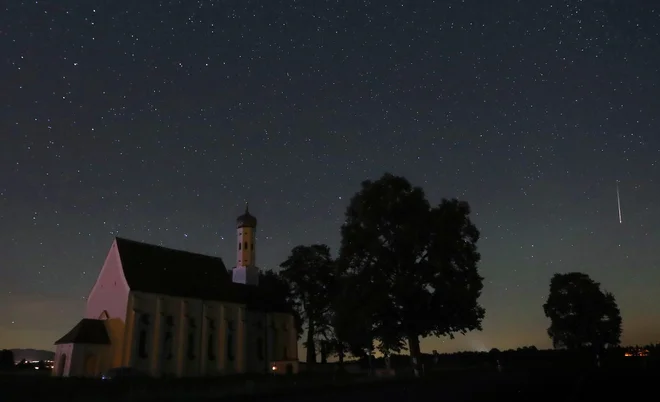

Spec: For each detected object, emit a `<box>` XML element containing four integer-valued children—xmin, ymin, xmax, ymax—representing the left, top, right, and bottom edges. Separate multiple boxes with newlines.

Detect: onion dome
<box><xmin>236</xmin><ymin>203</ymin><xmax>257</xmax><ymax>228</ymax></box>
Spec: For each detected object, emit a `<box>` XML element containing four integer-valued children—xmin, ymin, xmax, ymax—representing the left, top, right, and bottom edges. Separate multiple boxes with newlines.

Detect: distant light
<box><xmin>271</xmin><ymin>365</ymin><xmax>277</xmax><ymax>371</ymax></box>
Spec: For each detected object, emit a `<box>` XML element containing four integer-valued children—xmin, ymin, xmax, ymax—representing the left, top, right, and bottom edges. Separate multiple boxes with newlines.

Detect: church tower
<box><xmin>232</xmin><ymin>203</ymin><xmax>259</xmax><ymax>286</ymax></box>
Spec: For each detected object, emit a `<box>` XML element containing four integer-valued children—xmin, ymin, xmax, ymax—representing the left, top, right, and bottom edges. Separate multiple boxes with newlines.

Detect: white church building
<box><xmin>52</xmin><ymin>206</ymin><xmax>299</xmax><ymax>377</ymax></box>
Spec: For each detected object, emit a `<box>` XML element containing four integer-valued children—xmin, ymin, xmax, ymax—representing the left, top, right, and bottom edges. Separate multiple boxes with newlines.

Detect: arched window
<box><xmin>138</xmin><ymin>330</ymin><xmax>148</xmax><ymax>358</ymax></box>
<box><xmin>138</xmin><ymin>313</ymin><xmax>150</xmax><ymax>359</ymax></box>
<box><xmin>187</xmin><ymin>318</ymin><xmax>196</xmax><ymax>360</ymax></box>
<box><xmin>256</xmin><ymin>337</ymin><xmax>264</xmax><ymax>361</ymax></box>
<box><xmin>163</xmin><ymin>315</ymin><xmax>174</xmax><ymax>360</ymax></box>
<box><xmin>226</xmin><ymin>320</ymin><xmax>235</xmax><ymax>361</ymax></box>
<box><xmin>207</xmin><ymin>318</ymin><xmax>216</xmax><ymax>361</ymax></box>
<box><xmin>238</xmin><ymin>242</ymin><xmax>241</xmax><ymax>250</ymax></box>
<box><xmin>57</xmin><ymin>354</ymin><xmax>67</xmax><ymax>376</ymax></box>
<box><xmin>244</xmin><ymin>241</ymin><xmax>248</xmax><ymax>250</ymax></box>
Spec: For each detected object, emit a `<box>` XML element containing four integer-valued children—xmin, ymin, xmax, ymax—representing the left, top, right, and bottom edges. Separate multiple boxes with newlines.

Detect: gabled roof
<box><xmin>114</xmin><ymin>238</ymin><xmax>291</xmax><ymax>313</ymax></box>
<box><xmin>54</xmin><ymin>319</ymin><xmax>110</xmax><ymax>345</ymax></box>
<box><xmin>115</xmin><ymin>237</ymin><xmax>230</xmax><ymax>298</ymax></box>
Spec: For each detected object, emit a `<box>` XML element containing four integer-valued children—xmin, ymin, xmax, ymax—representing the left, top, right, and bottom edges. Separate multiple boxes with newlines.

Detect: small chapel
<box><xmin>52</xmin><ymin>206</ymin><xmax>299</xmax><ymax>377</ymax></box>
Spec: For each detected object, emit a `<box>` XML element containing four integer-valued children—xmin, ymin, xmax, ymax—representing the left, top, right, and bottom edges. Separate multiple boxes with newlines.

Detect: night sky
<box><xmin>1</xmin><ymin>0</ymin><xmax>659</xmax><ymax>354</ymax></box>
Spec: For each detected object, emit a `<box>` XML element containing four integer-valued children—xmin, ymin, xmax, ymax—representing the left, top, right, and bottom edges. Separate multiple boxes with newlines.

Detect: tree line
<box><xmin>262</xmin><ymin>173</ymin><xmax>624</xmax><ymax>372</ymax></box>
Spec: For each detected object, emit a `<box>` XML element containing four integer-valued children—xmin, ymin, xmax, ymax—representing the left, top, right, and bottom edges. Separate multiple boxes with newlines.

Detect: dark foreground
<box><xmin>1</xmin><ymin>367</ymin><xmax>656</xmax><ymax>402</ymax></box>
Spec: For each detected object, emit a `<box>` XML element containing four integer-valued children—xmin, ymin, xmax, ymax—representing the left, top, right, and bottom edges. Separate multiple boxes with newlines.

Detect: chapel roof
<box><xmin>114</xmin><ymin>237</ymin><xmax>290</xmax><ymax>313</ymax></box>
<box><xmin>54</xmin><ymin>318</ymin><xmax>110</xmax><ymax>345</ymax></box>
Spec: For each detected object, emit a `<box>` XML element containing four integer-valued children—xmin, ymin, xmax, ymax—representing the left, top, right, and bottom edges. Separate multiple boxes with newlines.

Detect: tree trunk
<box><xmin>320</xmin><ymin>341</ymin><xmax>328</xmax><ymax>364</ymax></box>
<box><xmin>408</xmin><ymin>333</ymin><xmax>421</xmax><ymax>377</ymax></box>
<box><xmin>368</xmin><ymin>351</ymin><xmax>374</xmax><ymax>376</ymax></box>
<box><xmin>306</xmin><ymin>321</ymin><xmax>316</xmax><ymax>370</ymax></box>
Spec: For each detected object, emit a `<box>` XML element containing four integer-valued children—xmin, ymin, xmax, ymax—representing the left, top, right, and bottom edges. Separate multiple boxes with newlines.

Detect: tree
<box><xmin>331</xmin><ymin>270</ymin><xmax>382</xmax><ymax>364</ymax></box>
<box><xmin>338</xmin><ymin>173</ymin><xmax>485</xmax><ymax>375</ymax></box>
<box><xmin>0</xmin><ymin>349</ymin><xmax>15</xmax><ymax>370</ymax></box>
<box><xmin>258</xmin><ymin>269</ymin><xmax>303</xmax><ymax>338</ymax></box>
<box><xmin>543</xmin><ymin>272</ymin><xmax>622</xmax><ymax>351</ymax></box>
<box><xmin>279</xmin><ymin>244</ymin><xmax>336</xmax><ymax>368</ymax></box>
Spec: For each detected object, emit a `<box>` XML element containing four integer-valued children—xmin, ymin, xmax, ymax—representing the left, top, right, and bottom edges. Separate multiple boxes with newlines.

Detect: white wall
<box><xmin>85</xmin><ymin>239</ymin><xmax>130</xmax><ymax>321</ymax></box>
<box><xmin>128</xmin><ymin>292</ymin><xmax>250</xmax><ymax>377</ymax></box>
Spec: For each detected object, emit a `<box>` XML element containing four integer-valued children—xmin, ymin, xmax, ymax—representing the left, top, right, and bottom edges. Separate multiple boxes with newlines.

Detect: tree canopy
<box><xmin>543</xmin><ymin>272</ymin><xmax>622</xmax><ymax>350</ymax></box>
<box><xmin>0</xmin><ymin>349</ymin><xmax>14</xmax><ymax>369</ymax></box>
<box><xmin>279</xmin><ymin>244</ymin><xmax>336</xmax><ymax>366</ymax></box>
<box><xmin>336</xmin><ymin>173</ymin><xmax>485</xmax><ymax>371</ymax></box>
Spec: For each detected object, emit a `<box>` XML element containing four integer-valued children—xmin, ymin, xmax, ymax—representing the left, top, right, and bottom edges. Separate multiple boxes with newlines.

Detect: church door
<box><xmin>57</xmin><ymin>354</ymin><xmax>67</xmax><ymax>377</ymax></box>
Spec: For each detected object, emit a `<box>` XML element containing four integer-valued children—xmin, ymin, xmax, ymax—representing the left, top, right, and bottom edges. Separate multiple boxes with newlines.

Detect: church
<box><xmin>52</xmin><ymin>206</ymin><xmax>299</xmax><ymax>377</ymax></box>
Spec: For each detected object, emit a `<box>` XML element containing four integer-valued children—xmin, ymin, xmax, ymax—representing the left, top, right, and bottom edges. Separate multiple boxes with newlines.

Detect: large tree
<box><xmin>0</xmin><ymin>349</ymin><xmax>15</xmax><ymax>370</ymax></box>
<box><xmin>339</xmin><ymin>173</ymin><xmax>485</xmax><ymax>374</ymax></box>
<box><xmin>543</xmin><ymin>272</ymin><xmax>622</xmax><ymax>350</ymax></box>
<box><xmin>279</xmin><ymin>244</ymin><xmax>336</xmax><ymax>368</ymax></box>
<box><xmin>331</xmin><ymin>269</ymin><xmax>384</xmax><ymax>362</ymax></box>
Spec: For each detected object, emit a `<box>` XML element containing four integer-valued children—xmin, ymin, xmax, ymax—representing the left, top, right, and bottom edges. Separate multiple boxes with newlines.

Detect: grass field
<box><xmin>0</xmin><ymin>363</ymin><xmax>657</xmax><ymax>402</ymax></box>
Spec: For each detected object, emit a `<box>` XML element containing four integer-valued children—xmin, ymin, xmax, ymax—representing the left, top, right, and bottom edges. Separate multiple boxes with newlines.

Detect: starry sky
<box><xmin>1</xmin><ymin>0</ymin><xmax>659</xmax><ymax>354</ymax></box>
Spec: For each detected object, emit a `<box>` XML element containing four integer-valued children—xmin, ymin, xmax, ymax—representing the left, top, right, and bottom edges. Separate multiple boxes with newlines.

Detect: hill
<box><xmin>9</xmin><ymin>349</ymin><xmax>54</xmax><ymax>363</ymax></box>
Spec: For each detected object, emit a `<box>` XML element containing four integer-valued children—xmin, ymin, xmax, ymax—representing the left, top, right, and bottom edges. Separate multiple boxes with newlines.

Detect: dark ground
<box><xmin>0</xmin><ymin>367</ymin><xmax>655</xmax><ymax>402</ymax></box>
<box><xmin>228</xmin><ymin>368</ymin><xmax>654</xmax><ymax>402</ymax></box>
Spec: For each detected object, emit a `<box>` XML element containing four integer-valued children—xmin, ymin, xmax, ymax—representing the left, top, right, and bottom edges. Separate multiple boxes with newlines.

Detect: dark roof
<box><xmin>54</xmin><ymin>319</ymin><xmax>110</xmax><ymax>345</ymax></box>
<box><xmin>236</xmin><ymin>203</ymin><xmax>257</xmax><ymax>228</ymax></box>
<box><xmin>114</xmin><ymin>238</ymin><xmax>290</xmax><ymax>313</ymax></box>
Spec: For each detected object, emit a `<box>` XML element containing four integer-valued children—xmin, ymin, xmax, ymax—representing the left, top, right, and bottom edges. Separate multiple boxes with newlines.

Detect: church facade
<box><xmin>52</xmin><ymin>207</ymin><xmax>299</xmax><ymax>377</ymax></box>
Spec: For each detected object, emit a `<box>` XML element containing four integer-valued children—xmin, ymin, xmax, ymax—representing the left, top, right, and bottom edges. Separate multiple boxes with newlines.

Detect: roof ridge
<box><xmin>115</xmin><ymin>237</ymin><xmax>223</xmax><ymax>261</ymax></box>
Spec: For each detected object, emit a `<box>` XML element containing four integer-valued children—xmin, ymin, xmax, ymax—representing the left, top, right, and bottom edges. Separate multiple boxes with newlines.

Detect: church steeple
<box><xmin>232</xmin><ymin>203</ymin><xmax>259</xmax><ymax>286</ymax></box>
<box><xmin>236</xmin><ymin>202</ymin><xmax>257</xmax><ymax>229</ymax></box>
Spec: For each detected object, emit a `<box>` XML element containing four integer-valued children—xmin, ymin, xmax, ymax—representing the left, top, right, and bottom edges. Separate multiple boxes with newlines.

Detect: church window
<box><xmin>187</xmin><ymin>333</ymin><xmax>195</xmax><ymax>360</ymax></box>
<box><xmin>270</xmin><ymin>321</ymin><xmax>277</xmax><ymax>359</ymax></box>
<box><xmin>238</xmin><ymin>242</ymin><xmax>241</xmax><ymax>250</ymax></box>
<box><xmin>251</xmin><ymin>243</ymin><xmax>254</xmax><ymax>250</ymax></box>
<box><xmin>138</xmin><ymin>313</ymin><xmax>150</xmax><ymax>359</ymax></box>
<box><xmin>163</xmin><ymin>316</ymin><xmax>174</xmax><ymax>360</ymax></box>
<box><xmin>227</xmin><ymin>334</ymin><xmax>234</xmax><ymax>361</ymax></box>
<box><xmin>226</xmin><ymin>320</ymin><xmax>235</xmax><ymax>361</ymax></box>
<box><xmin>163</xmin><ymin>332</ymin><xmax>173</xmax><ymax>360</ymax></box>
<box><xmin>187</xmin><ymin>318</ymin><xmax>196</xmax><ymax>360</ymax></box>
<box><xmin>256</xmin><ymin>337</ymin><xmax>264</xmax><ymax>361</ymax></box>
<box><xmin>207</xmin><ymin>333</ymin><xmax>215</xmax><ymax>361</ymax></box>
<box><xmin>207</xmin><ymin>318</ymin><xmax>216</xmax><ymax>361</ymax></box>
<box><xmin>244</xmin><ymin>241</ymin><xmax>248</xmax><ymax>249</ymax></box>
<box><xmin>138</xmin><ymin>330</ymin><xmax>148</xmax><ymax>359</ymax></box>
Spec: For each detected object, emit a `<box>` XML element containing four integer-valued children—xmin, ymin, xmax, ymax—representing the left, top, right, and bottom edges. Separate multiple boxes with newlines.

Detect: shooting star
<box><xmin>616</xmin><ymin>181</ymin><xmax>622</xmax><ymax>224</ymax></box>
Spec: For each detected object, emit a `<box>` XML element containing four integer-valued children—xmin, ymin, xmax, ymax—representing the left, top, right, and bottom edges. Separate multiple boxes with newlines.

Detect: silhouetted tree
<box><xmin>331</xmin><ymin>270</ymin><xmax>382</xmax><ymax>368</ymax></box>
<box><xmin>338</xmin><ymin>173</ymin><xmax>486</xmax><ymax>375</ymax></box>
<box><xmin>0</xmin><ymin>349</ymin><xmax>15</xmax><ymax>370</ymax></box>
<box><xmin>279</xmin><ymin>244</ymin><xmax>336</xmax><ymax>368</ymax></box>
<box><xmin>258</xmin><ymin>269</ymin><xmax>303</xmax><ymax>338</ymax></box>
<box><xmin>543</xmin><ymin>272</ymin><xmax>622</xmax><ymax>351</ymax></box>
